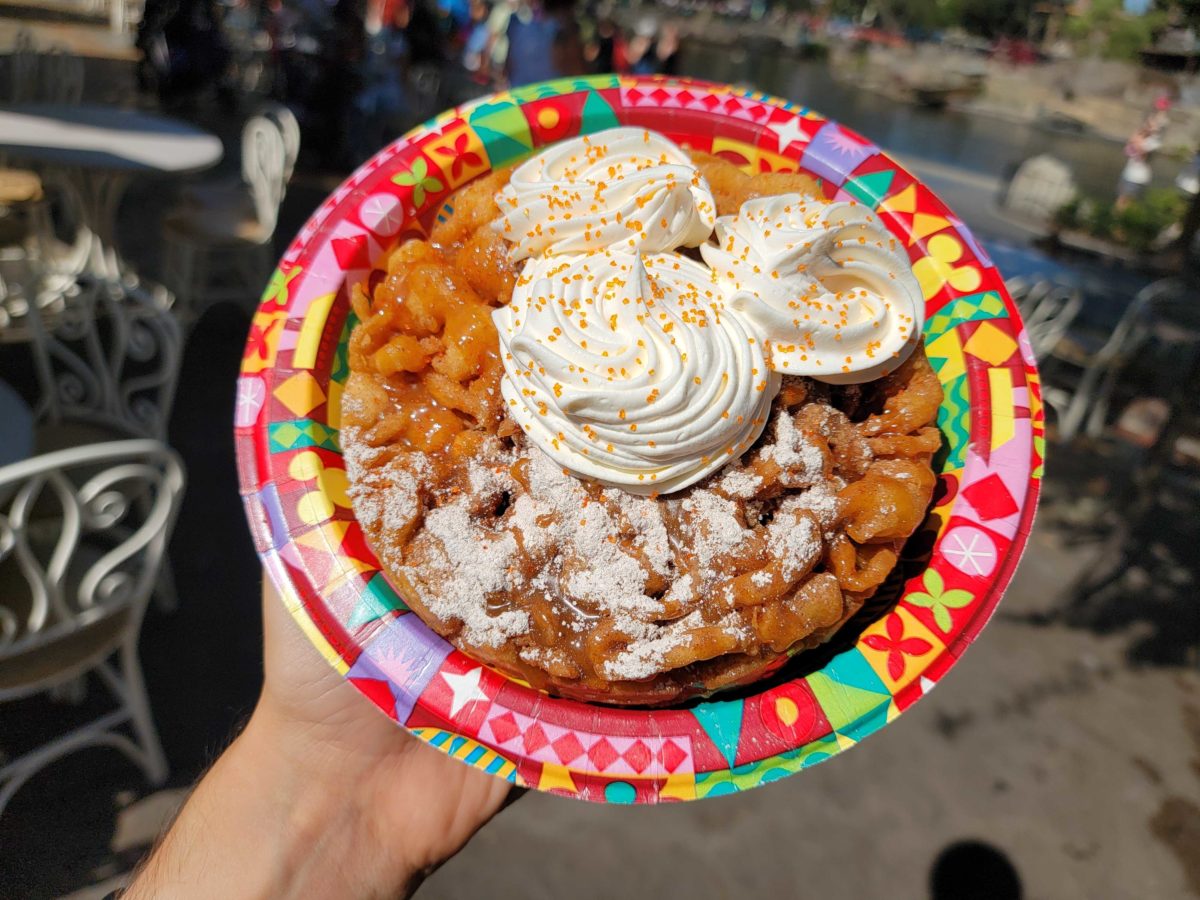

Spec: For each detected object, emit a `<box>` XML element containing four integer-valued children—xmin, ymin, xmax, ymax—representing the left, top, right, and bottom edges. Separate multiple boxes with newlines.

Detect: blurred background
<box><xmin>1</xmin><ymin>0</ymin><xmax>1199</xmax><ymax>896</ymax></box>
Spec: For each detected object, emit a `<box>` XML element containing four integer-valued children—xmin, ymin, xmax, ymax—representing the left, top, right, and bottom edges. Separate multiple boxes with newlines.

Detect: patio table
<box><xmin>0</xmin><ymin>104</ymin><xmax>223</xmax><ymax>286</ymax></box>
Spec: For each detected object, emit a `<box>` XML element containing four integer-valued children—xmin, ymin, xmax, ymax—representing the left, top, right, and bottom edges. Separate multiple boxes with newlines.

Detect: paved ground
<box><xmin>1</xmin><ymin>21</ymin><xmax>1199</xmax><ymax>900</ymax></box>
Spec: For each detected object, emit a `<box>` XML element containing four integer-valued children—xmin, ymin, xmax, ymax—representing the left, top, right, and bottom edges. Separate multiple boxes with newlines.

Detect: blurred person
<box><xmin>402</xmin><ymin>0</ymin><xmax>447</xmax><ymax>66</ymax></box>
<box><xmin>592</xmin><ymin>13</ymin><xmax>616</xmax><ymax>73</ymax></box>
<box><xmin>261</xmin><ymin>0</ymin><xmax>304</xmax><ymax>98</ymax></box>
<box><xmin>1117</xmin><ymin>95</ymin><xmax>1171</xmax><ymax>211</ymax></box>
<box><xmin>1117</xmin><ymin>127</ymin><xmax>1159</xmax><ymax>211</ymax></box>
<box><xmin>441</xmin><ymin>0</ymin><xmax>472</xmax><ymax>32</ymax></box>
<box><xmin>221</xmin><ymin>0</ymin><xmax>267</xmax><ymax>99</ymax></box>
<box><xmin>505</xmin><ymin>0</ymin><xmax>585</xmax><ymax>87</ymax></box>
<box><xmin>462</xmin><ymin>0</ymin><xmax>493</xmax><ymax>79</ymax></box>
<box><xmin>316</xmin><ymin>0</ymin><xmax>368</xmax><ymax>167</ymax></box>
<box><xmin>619</xmin><ymin>16</ymin><xmax>677</xmax><ymax>77</ymax></box>
<box><xmin>400</xmin><ymin>0</ymin><xmax>448</xmax><ymax>121</ymax></box>
<box><xmin>484</xmin><ymin>0</ymin><xmax>518</xmax><ymax>87</ymax></box>
<box><xmin>656</xmin><ymin>21</ymin><xmax>680</xmax><ymax>76</ymax></box>
<box><xmin>120</xmin><ymin>579</ymin><xmax>511</xmax><ymax>899</ymax></box>
<box><xmin>622</xmin><ymin>16</ymin><xmax>658</xmax><ymax>75</ymax></box>
<box><xmin>578</xmin><ymin>4</ymin><xmax>598</xmax><ymax>72</ymax></box>
<box><xmin>350</xmin><ymin>0</ymin><xmax>412</xmax><ymax>164</ymax></box>
<box><xmin>136</xmin><ymin>0</ymin><xmax>231</xmax><ymax>107</ymax></box>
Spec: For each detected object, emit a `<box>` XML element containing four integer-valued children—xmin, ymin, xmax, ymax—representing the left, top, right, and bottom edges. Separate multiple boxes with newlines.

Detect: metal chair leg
<box><xmin>118</xmin><ymin>636</ymin><xmax>169</xmax><ymax>786</ymax></box>
<box><xmin>153</xmin><ymin>554</ymin><xmax>179</xmax><ymax>614</ymax></box>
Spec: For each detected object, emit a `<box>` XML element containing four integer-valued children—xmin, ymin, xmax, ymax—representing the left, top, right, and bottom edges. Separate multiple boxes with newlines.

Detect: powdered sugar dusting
<box><xmin>761</xmin><ymin>412</ymin><xmax>825</xmax><ymax>487</ymax></box>
<box><xmin>602</xmin><ymin>614</ymin><xmax>696</xmax><ymax>681</ymax></box>
<box><xmin>408</xmin><ymin>501</ymin><xmax>529</xmax><ymax>646</ymax></box>
<box><xmin>345</xmin><ymin>390</ymin><xmax>876</xmax><ymax>684</ymax></box>
<box><xmin>716</xmin><ymin>464</ymin><xmax>762</xmax><ymax>499</ymax></box>
<box><xmin>679</xmin><ymin>490</ymin><xmax>748</xmax><ymax>568</ymax></box>
<box><xmin>344</xmin><ymin>426</ymin><xmax>424</xmax><ymax>535</ymax></box>
<box><xmin>782</xmin><ymin>481</ymin><xmax>845</xmax><ymax>537</ymax></box>
<box><xmin>603</xmin><ymin>609</ymin><xmax>744</xmax><ymax>680</ymax></box>
<box><xmin>768</xmin><ymin>512</ymin><xmax>821</xmax><ymax>579</ymax></box>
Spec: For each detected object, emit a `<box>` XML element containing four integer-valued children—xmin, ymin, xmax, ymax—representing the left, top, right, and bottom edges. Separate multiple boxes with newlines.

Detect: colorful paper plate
<box><xmin>236</xmin><ymin>75</ymin><xmax>1043</xmax><ymax>804</ymax></box>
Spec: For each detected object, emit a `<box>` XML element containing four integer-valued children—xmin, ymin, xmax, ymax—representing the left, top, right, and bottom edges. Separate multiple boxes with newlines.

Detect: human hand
<box><xmin>125</xmin><ymin>577</ymin><xmax>514</xmax><ymax>899</ymax></box>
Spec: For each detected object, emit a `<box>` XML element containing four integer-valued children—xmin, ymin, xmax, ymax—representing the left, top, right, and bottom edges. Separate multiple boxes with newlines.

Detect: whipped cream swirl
<box><xmin>493</xmin><ymin>250</ymin><xmax>777</xmax><ymax>495</ymax></box>
<box><xmin>700</xmin><ymin>194</ymin><xmax>924</xmax><ymax>384</ymax></box>
<box><xmin>495</xmin><ymin>127</ymin><xmax>717</xmax><ymax>261</ymax></box>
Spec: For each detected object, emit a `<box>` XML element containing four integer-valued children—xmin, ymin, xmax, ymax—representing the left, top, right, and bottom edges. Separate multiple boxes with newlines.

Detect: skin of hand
<box><xmin>124</xmin><ymin>578</ymin><xmax>515</xmax><ymax>899</ymax></box>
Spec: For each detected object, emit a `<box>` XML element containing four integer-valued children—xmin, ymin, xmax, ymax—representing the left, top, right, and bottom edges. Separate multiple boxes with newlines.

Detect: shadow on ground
<box><xmin>1009</xmin><ymin>440</ymin><xmax>1200</xmax><ymax>669</ymax></box>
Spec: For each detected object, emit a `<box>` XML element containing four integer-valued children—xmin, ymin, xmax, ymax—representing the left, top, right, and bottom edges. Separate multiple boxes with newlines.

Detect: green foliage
<box><xmin>1086</xmin><ymin>199</ymin><xmax>1117</xmax><ymax>239</ymax></box>
<box><xmin>1105</xmin><ymin>14</ymin><xmax>1162</xmax><ymax>59</ymax></box>
<box><xmin>1055</xmin><ymin>188</ymin><xmax>1186</xmax><ymax>251</ymax></box>
<box><xmin>1053</xmin><ymin>195</ymin><xmax>1084</xmax><ymax>230</ymax></box>
<box><xmin>1117</xmin><ymin>188</ymin><xmax>1187</xmax><ymax>250</ymax></box>
<box><xmin>956</xmin><ymin>0</ymin><xmax>1036</xmax><ymax>37</ymax></box>
<box><xmin>899</xmin><ymin>0</ymin><xmax>961</xmax><ymax>30</ymax></box>
<box><xmin>1067</xmin><ymin>0</ymin><xmax>1165</xmax><ymax>59</ymax></box>
<box><xmin>830</xmin><ymin>0</ymin><xmax>1014</xmax><ymax>34</ymax></box>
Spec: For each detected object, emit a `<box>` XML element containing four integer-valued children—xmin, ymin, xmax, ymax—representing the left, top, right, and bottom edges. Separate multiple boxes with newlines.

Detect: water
<box><xmin>674</xmin><ymin>47</ymin><xmax>1156</xmax><ymax>323</ymax></box>
<box><xmin>677</xmin><ymin>49</ymin><xmax>1167</xmax><ymax>200</ymax></box>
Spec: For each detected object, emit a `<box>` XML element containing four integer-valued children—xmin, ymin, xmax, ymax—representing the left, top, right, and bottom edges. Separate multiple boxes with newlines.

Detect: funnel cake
<box><xmin>341</xmin><ymin>145</ymin><xmax>943</xmax><ymax>706</ymax></box>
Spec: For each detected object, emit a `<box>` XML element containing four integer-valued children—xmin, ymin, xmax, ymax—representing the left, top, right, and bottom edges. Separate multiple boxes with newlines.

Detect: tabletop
<box><xmin>0</xmin><ymin>104</ymin><xmax>223</xmax><ymax>174</ymax></box>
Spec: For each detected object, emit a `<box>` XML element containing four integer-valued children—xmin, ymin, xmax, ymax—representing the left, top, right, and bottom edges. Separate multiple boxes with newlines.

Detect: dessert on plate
<box><xmin>341</xmin><ymin>127</ymin><xmax>943</xmax><ymax>706</ymax></box>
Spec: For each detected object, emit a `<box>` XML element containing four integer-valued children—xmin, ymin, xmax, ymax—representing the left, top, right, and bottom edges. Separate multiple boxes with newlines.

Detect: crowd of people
<box><xmin>136</xmin><ymin>0</ymin><xmax>683</xmax><ymax>167</ymax></box>
<box><xmin>452</xmin><ymin>0</ymin><xmax>680</xmax><ymax>87</ymax></box>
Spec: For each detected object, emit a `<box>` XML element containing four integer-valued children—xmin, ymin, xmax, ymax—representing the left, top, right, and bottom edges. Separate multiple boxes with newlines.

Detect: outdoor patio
<box><xmin>1</xmin><ymin>9</ymin><xmax>1199</xmax><ymax>900</ymax></box>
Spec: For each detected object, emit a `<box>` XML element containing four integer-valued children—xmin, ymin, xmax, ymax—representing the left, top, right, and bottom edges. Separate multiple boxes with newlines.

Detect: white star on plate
<box><xmin>768</xmin><ymin>116</ymin><xmax>809</xmax><ymax>150</ymax></box>
<box><xmin>441</xmin><ymin>667</ymin><xmax>489</xmax><ymax>717</ymax></box>
<box><xmin>234</xmin><ymin>378</ymin><xmax>264</xmax><ymax>427</ymax></box>
<box><xmin>944</xmin><ymin>530</ymin><xmax>996</xmax><ymax>576</ymax></box>
<box><xmin>361</xmin><ymin>195</ymin><xmax>404</xmax><ymax>237</ymax></box>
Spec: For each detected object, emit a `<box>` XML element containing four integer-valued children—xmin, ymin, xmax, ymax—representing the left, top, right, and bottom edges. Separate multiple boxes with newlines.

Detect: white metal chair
<box><xmin>262</xmin><ymin>103</ymin><xmax>300</xmax><ymax>184</ymax></box>
<box><xmin>16</xmin><ymin>280</ymin><xmax>185</xmax><ymax>614</ymax></box>
<box><xmin>0</xmin><ymin>439</ymin><xmax>184</xmax><ymax>817</ymax></box>
<box><xmin>161</xmin><ymin>111</ymin><xmax>293</xmax><ymax>325</ymax></box>
<box><xmin>1042</xmin><ymin>277</ymin><xmax>1200</xmax><ymax>442</ymax></box>
<box><xmin>1007</xmin><ymin>277</ymin><xmax>1084</xmax><ymax>362</ymax></box>
<box><xmin>24</xmin><ymin>280</ymin><xmax>182</xmax><ymax>444</ymax></box>
<box><xmin>178</xmin><ymin>104</ymin><xmax>300</xmax><ymax>215</ymax></box>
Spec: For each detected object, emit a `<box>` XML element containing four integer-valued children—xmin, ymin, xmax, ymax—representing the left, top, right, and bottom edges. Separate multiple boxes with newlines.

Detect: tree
<box><xmin>956</xmin><ymin>0</ymin><xmax>1036</xmax><ymax>37</ymax></box>
<box><xmin>1161</xmin><ymin>0</ymin><xmax>1200</xmax><ymax>28</ymax></box>
<box><xmin>1068</xmin><ymin>0</ymin><xmax>1166</xmax><ymax>60</ymax></box>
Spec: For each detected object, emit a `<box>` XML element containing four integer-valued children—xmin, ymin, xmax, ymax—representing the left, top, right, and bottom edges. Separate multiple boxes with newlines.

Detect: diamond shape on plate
<box><xmin>551</xmin><ymin>732</ymin><xmax>584</xmax><ymax>763</ymax></box>
<box><xmin>660</xmin><ymin>739</ymin><xmax>688</xmax><ymax>772</ymax></box>
<box><xmin>487</xmin><ymin>711</ymin><xmax>520</xmax><ymax>745</ymax></box>
<box><xmin>273</xmin><ymin>371</ymin><xmax>326</xmax><ymax>416</ymax></box>
<box><xmin>523</xmin><ymin>723</ymin><xmax>549</xmax><ymax>755</ymax></box>
<box><xmin>623</xmin><ymin>740</ymin><xmax>652</xmax><ymax>774</ymax></box>
<box><xmin>587</xmin><ymin>737</ymin><xmax>619</xmax><ymax>771</ymax></box>
<box><xmin>963</xmin><ymin>321</ymin><xmax>1019</xmax><ymax>367</ymax></box>
<box><xmin>961</xmin><ymin>473</ymin><xmax>1019</xmax><ymax>520</ymax></box>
